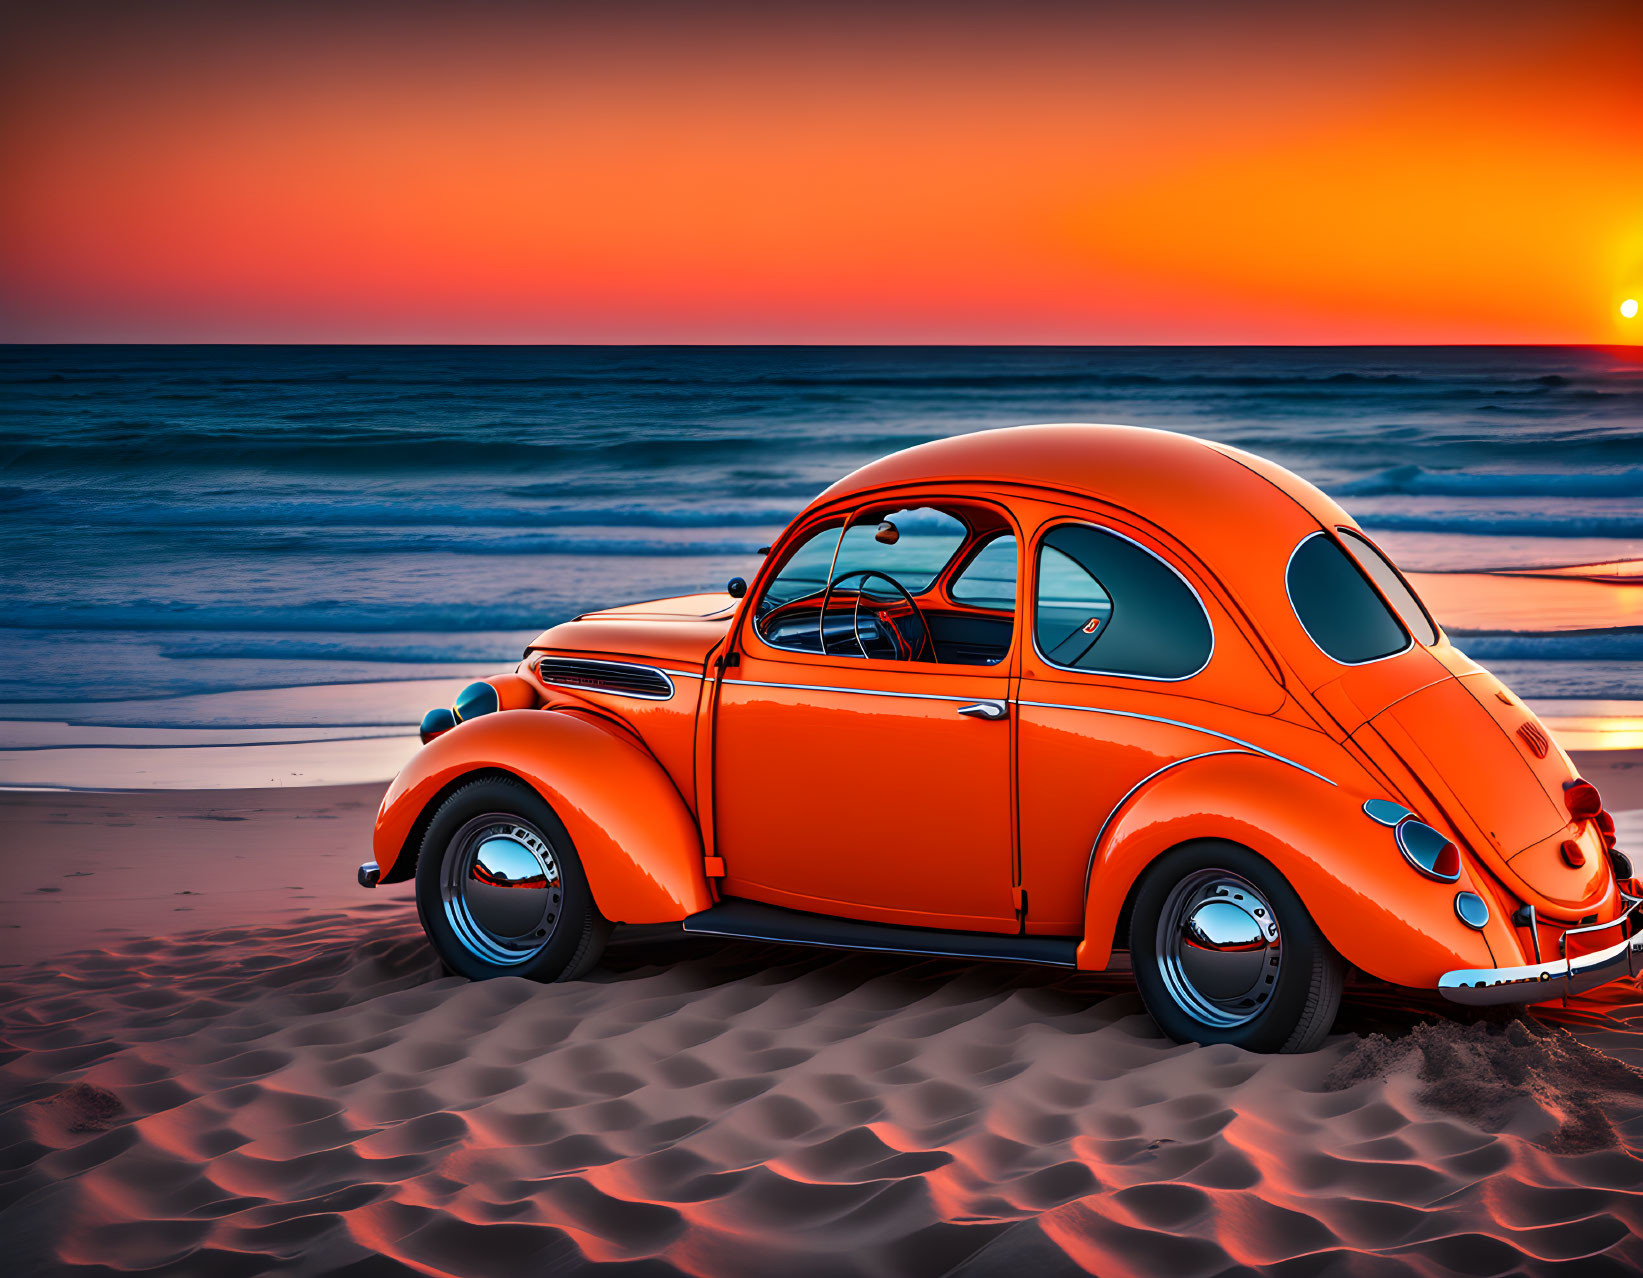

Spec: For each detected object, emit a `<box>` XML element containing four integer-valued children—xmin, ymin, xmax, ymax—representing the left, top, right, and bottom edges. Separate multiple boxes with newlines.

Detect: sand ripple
<box><xmin>3</xmin><ymin>907</ymin><xmax>1642</xmax><ymax>1275</ymax></box>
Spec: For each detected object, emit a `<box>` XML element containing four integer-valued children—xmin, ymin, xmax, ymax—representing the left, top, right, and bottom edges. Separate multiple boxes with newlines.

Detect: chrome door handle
<box><xmin>956</xmin><ymin>700</ymin><xmax>1008</xmax><ymax>720</ymax></box>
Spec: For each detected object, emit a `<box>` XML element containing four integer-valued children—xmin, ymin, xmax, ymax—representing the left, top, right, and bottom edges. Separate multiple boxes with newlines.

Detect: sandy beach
<box><xmin>2</xmin><ymin>755</ymin><xmax>1640</xmax><ymax>1275</ymax></box>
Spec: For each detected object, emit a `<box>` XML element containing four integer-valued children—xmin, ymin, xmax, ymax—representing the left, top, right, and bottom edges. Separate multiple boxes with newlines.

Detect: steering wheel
<box><xmin>818</xmin><ymin>568</ymin><xmax>933</xmax><ymax>661</ymax></box>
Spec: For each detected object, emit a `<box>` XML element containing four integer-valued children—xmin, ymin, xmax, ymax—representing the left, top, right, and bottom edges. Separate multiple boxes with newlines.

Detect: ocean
<box><xmin>2</xmin><ymin>344</ymin><xmax>1641</xmax><ymax>785</ymax></box>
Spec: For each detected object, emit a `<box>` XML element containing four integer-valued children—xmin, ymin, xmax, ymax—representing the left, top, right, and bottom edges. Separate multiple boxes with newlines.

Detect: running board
<box><xmin>681</xmin><ymin>899</ymin><xmax>1079</xmax><ymax>968</ymax></box>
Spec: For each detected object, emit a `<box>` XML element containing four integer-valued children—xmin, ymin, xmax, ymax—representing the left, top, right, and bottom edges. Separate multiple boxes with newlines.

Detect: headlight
<box><xmin>453</xmin><ymin>681</ymin><xmax>499</xmax><ymax>722</ymax></box>
<box><xmin>420</xmin><ymin>679</ymin><xmax>521</xmax><ymax>745</ymax></box>
<box><xmin>420</xmin><ymin>706</ymin><xmax>456</xmax><ymax>744</ymax></box>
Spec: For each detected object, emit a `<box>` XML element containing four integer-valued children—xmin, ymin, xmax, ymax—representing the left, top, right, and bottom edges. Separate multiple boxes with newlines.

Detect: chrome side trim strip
<box><xmin>657</xmin><ymin>668</ymin><xmax>704</xmax><ymax>680</ymax></box>
<box><xmin>1017</xmin><ymin>700</ymin><xmax>1336</xmax><ymax>785</ymax></box>
<box><xmin>1081</xmin><ymin>749</ymin><xmax>1252</xmax><ymax>909</ymax></box>
<box><xmin>722</xmin><ymin>677</ymin><xmax>996</xmax><ymax>705</ymax></box>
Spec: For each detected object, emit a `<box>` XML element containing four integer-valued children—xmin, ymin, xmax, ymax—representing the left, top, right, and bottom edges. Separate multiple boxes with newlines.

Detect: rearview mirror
<box><xmin>874</xmin><ymin>520</ymin><xmax>900</xmax><ymax>545</ymax></box>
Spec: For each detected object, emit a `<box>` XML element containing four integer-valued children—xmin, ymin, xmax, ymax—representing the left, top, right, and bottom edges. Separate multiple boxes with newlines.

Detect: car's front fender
<box><xmin>372</xmin><ymin>709</ymin><xmax>712</xmax><ymax>923</ymax></box>
<box><xmin>1077</xmin><ymin>750</ymin><xmax>1512</xmax><ymax>987</ymax></box>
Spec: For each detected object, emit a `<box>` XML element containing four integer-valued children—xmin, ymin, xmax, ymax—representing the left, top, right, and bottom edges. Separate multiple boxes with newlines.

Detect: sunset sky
<box><xmin>2</xmin><ymin>0</ymin><xmax>1640</xmax><ymax>344</ymax></box>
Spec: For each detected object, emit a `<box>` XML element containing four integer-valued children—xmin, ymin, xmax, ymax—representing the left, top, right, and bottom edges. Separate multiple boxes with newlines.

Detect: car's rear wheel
<box><xmin>415</xmin><ymin>775</ymin><xmax>609</xmax><ymax>982</ymax></box>
<box><xmin>1130</xmin><ymin>840</ymin><xmax>1343</xmax><ymax>1053</ymax></box>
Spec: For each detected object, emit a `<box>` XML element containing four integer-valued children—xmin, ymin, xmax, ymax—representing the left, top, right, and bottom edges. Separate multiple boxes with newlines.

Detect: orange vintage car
<box><xmin>363</xmin><ymin>424</ymin><xmax>1640</xmax><ymax>1052</ymax></box>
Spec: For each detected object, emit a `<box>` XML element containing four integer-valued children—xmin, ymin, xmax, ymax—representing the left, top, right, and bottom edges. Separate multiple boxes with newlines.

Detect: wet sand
<box><xmin>1</xmin><ymin>761</ymin><xmax>1640</xmax><ymax>1274</ymax></box>
<box><xmin>0</xmin><ymin>785</ymin><xmax>387</xmax><ymax>968</ymax></box>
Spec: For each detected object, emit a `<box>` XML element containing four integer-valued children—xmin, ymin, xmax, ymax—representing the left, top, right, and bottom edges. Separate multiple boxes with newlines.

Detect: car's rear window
<box><xmin>1337</xmin><ymin>528</ymin><xmax>1439</xmax><ymax>646</ymax></box>
<box><xmin>1286</xmin><ymin>532</ymin><xmax>1410</xmax><ymax>663</ymax></box>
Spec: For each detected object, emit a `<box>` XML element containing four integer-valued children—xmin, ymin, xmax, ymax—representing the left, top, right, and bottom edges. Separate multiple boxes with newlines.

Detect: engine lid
<box><xmin>1361</xmin><ymin>675</ymin><xmax>1609</xmax><ymax>912</ymax></box>
<box><xmin>1382</xmin><ymin>677</ymin><xmax>1564</xmax><ymax>855</ymax></box>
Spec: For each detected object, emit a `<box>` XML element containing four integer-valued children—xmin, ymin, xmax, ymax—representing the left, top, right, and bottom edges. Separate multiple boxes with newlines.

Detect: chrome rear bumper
<box><xmin>1439</xmin><ymin>890</ymin><xmax>1642</xmax><ymax>1005</ymax></box>
<box><xmin>357</xmin><ymin>860</ymin><xmax>380</xmax><ymax>889</ymax></box>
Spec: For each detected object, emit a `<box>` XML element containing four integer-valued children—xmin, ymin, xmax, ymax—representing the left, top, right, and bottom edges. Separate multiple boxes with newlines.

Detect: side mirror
<box><xmin>726</xmin><ymin>576</ymin><xmax>748</xmax><ymax>598</ymax></box>
<box><xmin>874</xmin><ymin>520</ymin><xmax>900</xmax><ymax>545</ymax></box>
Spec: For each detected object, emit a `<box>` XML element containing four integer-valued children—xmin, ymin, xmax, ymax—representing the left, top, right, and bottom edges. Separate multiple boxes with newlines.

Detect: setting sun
<box><xmin>1624</xmin><ymin>298</ymin><xmax>1640</xmax><ymax>319</ymax></box>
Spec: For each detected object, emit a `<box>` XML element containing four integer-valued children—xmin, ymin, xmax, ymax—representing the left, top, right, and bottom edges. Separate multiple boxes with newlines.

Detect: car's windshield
<box><xmin>757</xmin><ymin>508</ymin><xmax>968</xmax><ymax>613</ymax></box>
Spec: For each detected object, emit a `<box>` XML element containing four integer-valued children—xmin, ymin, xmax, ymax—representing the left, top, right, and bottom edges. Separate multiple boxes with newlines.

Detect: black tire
<box><xmin>415</xmin><ymin>774</ymin><xmax>610</xmax><ymax>982</ymax></box>
<box><xmin>1130</xmin><ymin>840</ymin><xmax>1343</xmax><ymax>1053</ymax></box>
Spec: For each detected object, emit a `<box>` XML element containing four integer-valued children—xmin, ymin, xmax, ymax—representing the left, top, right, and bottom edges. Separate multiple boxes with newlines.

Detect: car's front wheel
<box><xmin>415</xmin><ymin>775</ymin><xmax>609</xmax><ymax>982</ymax></box>
<box><xmin>1130</xmin><ymin>840</ymin><xmax>1343</xmax><ymax>1053</ymax></box>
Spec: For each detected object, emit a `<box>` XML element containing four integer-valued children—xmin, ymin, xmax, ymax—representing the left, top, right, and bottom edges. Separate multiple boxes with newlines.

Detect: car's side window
<box><xmin>949</xmin><ymin>535</ymin><xmax>1017</xmax><ymax>611</ymax></box>
<box><xmin>1033</xmin><ymin>523</ymin><xmax>1212</xmax><ymax>679</ymax></box>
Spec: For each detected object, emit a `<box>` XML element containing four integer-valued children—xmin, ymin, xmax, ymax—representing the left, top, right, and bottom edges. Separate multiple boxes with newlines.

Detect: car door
<box><xmin>711</xmin><ymin>497</ymin><xmax>1021</xmax><ymax>932</ymax></box>
<box><xmin>1015</xmin><ymin>511</ymin><xmax>1284</xmax><ymax>934</ymax></box>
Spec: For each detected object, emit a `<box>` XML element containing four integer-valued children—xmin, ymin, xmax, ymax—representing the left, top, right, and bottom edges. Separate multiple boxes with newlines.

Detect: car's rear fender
<box><xmin>1077</xmin><ymin>750</ymin><xmax>1513</xmax><ymax>987</ymax></box>
<box><xmin>372</xmin><ymin>708</ymin><xmax>712</xmax><ymax>923</ymax></box>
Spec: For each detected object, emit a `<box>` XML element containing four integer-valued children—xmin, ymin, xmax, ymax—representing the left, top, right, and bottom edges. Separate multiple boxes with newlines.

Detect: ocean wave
<box><xmin>1358</xmin><ymin>511</ymin><xmax>1643</xmax><ymax>538</ymax></box>
<box><xmin>1472</xmin><ymin>659</ymin><xmax>1643</xmax><ymax>700</ymax></box>
<box><xmin>1338</xmin><ymin>466</ymin><xmax>1643</xmax><ymax>499</ymax></box>
<box><xmin>152</xmin><ymin>631</ymin><xmax>1643</xmax><ymax>669</ymax></box>
<box><xmin>0</xmin><ymin>428</ymin><xmax>929</xmax><ymax>472</ymax></box>
<box><xmin>0</xmin><ymin>493</ymin><xmax>796</xmax><ymax>531</ymax></box>
<box><xmin>232</xmin><ymin>531</ymin><xmax>765</xmax><ymax>556</ymax></box>
<box><xmin>1451</xmin><ymin>628</ymin><xmax>1643</xmax><ymax>661</ymax></box>
<box><xmin>6</xmin><ymin>345</ymin><xmax>1643</xmax><ymax>707</ymax></box>
<box><xmin>154</xmin><ymin>638</ymin><xmax>517</xmax><ymax>663</ymax></box>
<box><xmin>0</xmin><ymin>604</ymin><xmax>573</xmax><ymax>633</ymax></box>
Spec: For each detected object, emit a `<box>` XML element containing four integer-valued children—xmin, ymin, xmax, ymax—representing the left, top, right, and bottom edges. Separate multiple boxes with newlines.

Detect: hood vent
<box><xmin>534</xmin><ymin>657</ymin><xmax>675</xmax><ymax>701</ymax></box>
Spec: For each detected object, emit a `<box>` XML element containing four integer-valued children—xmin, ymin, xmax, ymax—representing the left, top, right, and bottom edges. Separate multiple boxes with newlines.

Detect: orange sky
<box><xmin>2</xmin><ymin>1</ymin><xmax>1640</xmax><ymax>343</ymax></box>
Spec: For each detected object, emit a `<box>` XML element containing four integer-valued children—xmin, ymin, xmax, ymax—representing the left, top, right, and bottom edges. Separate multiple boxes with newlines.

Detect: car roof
<box><xmin>813</xmin><ymin>425</ymin><xmax>1371</xmax><ymax>672</ymax></box>
<box><xmin>828</xmin><ymin>423</ymin><xmax>1314</xmax><ymax>512</ymax></box>
<box><xmin>818</xmin><ymin>423</ymin><xmax>1344</xmax><ymax>535</ymax></box>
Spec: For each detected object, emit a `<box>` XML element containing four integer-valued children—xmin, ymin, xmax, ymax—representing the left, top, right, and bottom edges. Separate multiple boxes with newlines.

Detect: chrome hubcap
<box><xmin>441</xmin><ymin>812</ymin><xmax>562</xmax><ymax>966</ymax></box>
<box><xmin>1156</xmin><ymin>869</ymin><xmax>1281</xmax><ymax>1028</ymax></box>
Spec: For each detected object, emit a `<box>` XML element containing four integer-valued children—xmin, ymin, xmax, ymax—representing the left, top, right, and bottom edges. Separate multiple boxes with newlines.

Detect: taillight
<box><xmin>1595</xmin><ymin>809</ymin><xmax>1617</xmax><ymax>852</ymax></box>
<box><xmin>1564</xmin><ymin>779</ymin><xmax>1603</xmax><ymax>820</ymax></box>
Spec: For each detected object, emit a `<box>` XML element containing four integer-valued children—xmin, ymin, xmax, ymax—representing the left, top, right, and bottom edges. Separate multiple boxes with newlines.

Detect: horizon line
<box><xmin>3</xmin><ymin>340</ymin><xmax>1639</xmax><ymax>351</ymax></box>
